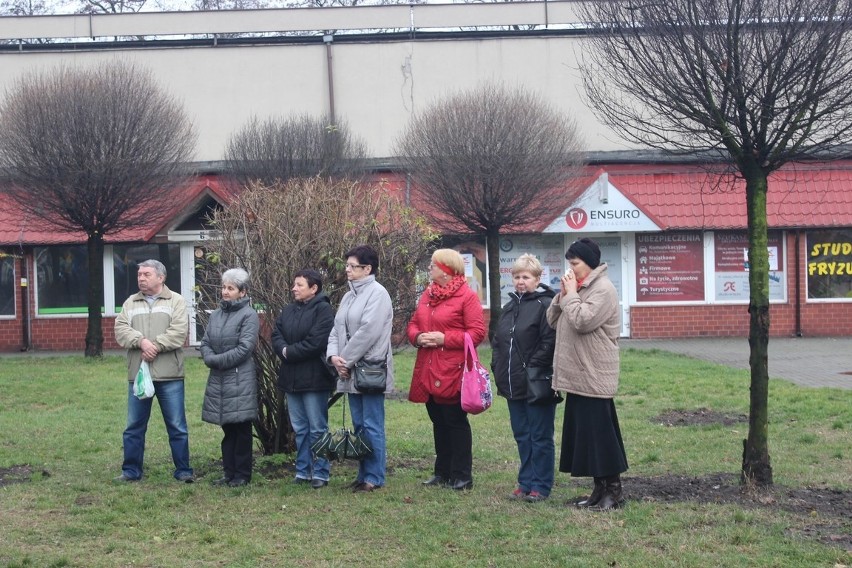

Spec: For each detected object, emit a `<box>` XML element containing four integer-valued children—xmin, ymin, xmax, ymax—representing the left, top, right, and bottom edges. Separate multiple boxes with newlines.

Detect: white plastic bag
<box><xmin>133</xmin><ymin>361</ymin><xmax>155</xmax><ymax>399</ymax></box>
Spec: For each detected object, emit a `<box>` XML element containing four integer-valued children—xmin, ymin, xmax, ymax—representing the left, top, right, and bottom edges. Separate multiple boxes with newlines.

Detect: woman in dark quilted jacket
<box><xmin>491</xmin><ymin>254</ymin><xmax>558</xmax><ymax>503</ymax></box>
<box><xmin>200</xmin><ymin>268</ymin><xmax>260</xmax><ymax>488</ymax></box>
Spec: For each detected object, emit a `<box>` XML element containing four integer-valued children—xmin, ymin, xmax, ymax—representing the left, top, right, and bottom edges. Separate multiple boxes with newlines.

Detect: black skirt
<box><xmin>559</xmin><ymin>393</ymin><xmax>628</xmax><ymax>478</ymax></box>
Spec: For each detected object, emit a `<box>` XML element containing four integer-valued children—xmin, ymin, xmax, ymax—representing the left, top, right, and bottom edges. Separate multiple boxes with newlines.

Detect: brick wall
<box><xmin>629</xmin><ymin>232</ymin><xmax>852</xmax><ymax>338</ymax></box>
<box><xmin>3</xmin><ymin>232</ymin><xmax>850</xmax><ymax>350</ymax></box>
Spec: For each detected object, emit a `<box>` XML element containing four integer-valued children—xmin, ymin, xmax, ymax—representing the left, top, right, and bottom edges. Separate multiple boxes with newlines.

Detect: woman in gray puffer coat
<box><xmin>200</xmin><ymin>268</ymin><xmax>260</xmax><ymax>488</ymax></box>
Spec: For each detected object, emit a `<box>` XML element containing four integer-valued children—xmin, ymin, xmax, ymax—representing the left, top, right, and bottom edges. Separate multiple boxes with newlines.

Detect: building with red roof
<box><xmin>2</xmin><ymin>161</ymin><xmax>852</xmax><ymax>352</ymax></box>
<box><xmin>0</xmin><ymin>175</ymin><xmax>233</xmax><ymax>351</ymax></box>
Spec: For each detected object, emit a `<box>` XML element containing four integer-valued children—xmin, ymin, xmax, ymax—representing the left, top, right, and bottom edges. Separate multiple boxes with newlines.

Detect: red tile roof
<box><xmin>2</xmin><ymin>162</ymin><xmax>850</xmax><ymax>248</ymax></box>
<box><xmin>600</xmin><ymin>161</ymin><xmax>852</xmax><ymax>230</ymax></box>
<box><xmin>0</xmin><ymin>175</ymin><xmax>233</xmax><ymax>246</ymax></box>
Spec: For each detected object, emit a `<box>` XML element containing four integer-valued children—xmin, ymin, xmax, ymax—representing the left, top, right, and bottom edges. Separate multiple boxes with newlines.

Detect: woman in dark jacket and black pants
<box><xmin>201</xmin><ymin>268</ymin><xmax>260</xmax><ymax>488</ymax></box>
<box><xmin>491</xmin><ymin>254</ymin><xmax>558</xmax><ymax>502</ymax></box>
<box><xmin>272</xmin><ymin>269</ymin><xmax>336</xmax><ymax>489</ymax></box>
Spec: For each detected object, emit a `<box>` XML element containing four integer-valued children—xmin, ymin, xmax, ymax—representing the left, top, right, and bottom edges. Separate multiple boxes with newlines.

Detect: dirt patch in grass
<box><xmin>652</xmin><ymin>407</ymin><xmax>748</xmax><ymax>426</ymax></box>
<box><xmin>0</xmin><ymin>464</ymin><xmax>36</xmax><ymax>486</ymax></box>
<box><xmin>622</xmin><ymin>472</ymin><xmax>852</xmax><ymax>551</ymax></box>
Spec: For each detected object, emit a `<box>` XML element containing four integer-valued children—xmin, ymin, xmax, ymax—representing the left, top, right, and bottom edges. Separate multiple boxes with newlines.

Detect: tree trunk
<box><xmin>485</xmin><ymin>227</ymin><xmax>502</xmax><ymax>341</ymax></box>
<box><xmin>85</xmin><ymin>233</ymin><xmax>105</xmax><ymax>358</ymax></box>
<box><xmin>741</xmin><ymin>167</ymin><xmax>773</xmax><ymax>486</ymax></box>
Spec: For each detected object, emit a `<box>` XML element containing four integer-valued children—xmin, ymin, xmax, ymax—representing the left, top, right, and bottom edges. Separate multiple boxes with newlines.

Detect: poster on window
<box><xmin>713</xmin><ymin>231</ymin><xmax>785</xmax><ymax>301</ymax></box>
<box><xmin>442</xmin><ymin>237</ymin><xmax>488</xmax><ymax>305</ymax></box>
<box><xmin>807</xmin><ymin>229</ymin><xmax>852</xmax><ymax>300</ymax></box>
<box><xmin>635</xmin><ymin>232</ymin><xmax>704</xmax><ymax>302</ymax></box>
<box><xmin>497</xmin><ymin>235</ymin><xmax>565</xmax><ymax>305</ymax></box>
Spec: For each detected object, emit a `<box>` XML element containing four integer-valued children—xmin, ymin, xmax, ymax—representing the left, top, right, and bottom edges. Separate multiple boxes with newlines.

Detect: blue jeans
<box><xmin>347</xmin><ymin>393</ymin><xmax>386</xmax><ymax>486</ymax></box>
<box><xmin>287</xmin><ymin>391</ymin><xmax>331</xmax><ymax>482</ymax></box>
<box><xmin>122</xmin><ymin>380</ymin><xmax>193</xmax><ymax>480</ymax></box>
<box><xmin>507</xmin><ymin>398</ymin><xmax>556</xmax><ymax>496</ymax></box>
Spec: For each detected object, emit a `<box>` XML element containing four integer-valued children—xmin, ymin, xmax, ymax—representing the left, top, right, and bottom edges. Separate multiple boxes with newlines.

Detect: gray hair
<box><xmin>138</xmin><ymin>259</ymin><xmax>167</xmax><ymax>279</ymax></box>
<box><xmin>222</xmin><ymin>267</ymin><xmax>250</xmax><ymax>291</ymax></box>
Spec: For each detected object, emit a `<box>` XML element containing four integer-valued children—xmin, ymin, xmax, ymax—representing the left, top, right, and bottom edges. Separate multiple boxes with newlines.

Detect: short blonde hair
<box><xmin>511</xmin><ymin>253</ymin><xmax>543</xmax><ymax>277</ymax></box>
<box><xmin>431</xmin><ymin>248</ymin><xmax>465</xmax><ymax>275</ymax></box>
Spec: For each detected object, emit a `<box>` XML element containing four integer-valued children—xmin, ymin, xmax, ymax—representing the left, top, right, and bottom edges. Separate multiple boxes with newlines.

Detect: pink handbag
<box><xmin>460</xmin><ymin>332</ymin><xmax>493</xmax><ymax>414</ymax></box>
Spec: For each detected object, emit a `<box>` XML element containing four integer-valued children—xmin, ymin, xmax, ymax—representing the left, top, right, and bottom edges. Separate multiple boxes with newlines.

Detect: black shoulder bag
<box><xmin>345</xmin><ymin>316</ymin><xmax>388</xmax><ymax>395</ymax></box>
<box><xmin>512</xmin><ymin>331</ymin><xmax>563</xmax><ymax>406</ymax></box>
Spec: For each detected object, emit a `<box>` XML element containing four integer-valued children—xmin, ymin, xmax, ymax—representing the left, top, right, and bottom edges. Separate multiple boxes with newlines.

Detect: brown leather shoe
<box><xmin>353</xmin><ymin>482</ymin><xmax>378</xmax><ymax>493</ymax></box>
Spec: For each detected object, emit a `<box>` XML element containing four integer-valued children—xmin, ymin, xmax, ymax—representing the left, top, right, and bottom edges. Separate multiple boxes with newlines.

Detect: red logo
<box><xmin>566</xmin><ymin>208</ymin><xmax>588</xmax><ymax>230</ymax></box>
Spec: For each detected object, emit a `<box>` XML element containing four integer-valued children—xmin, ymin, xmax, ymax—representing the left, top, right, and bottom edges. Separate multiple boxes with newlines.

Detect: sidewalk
<box><xmin>4</xmin><ymin>338</ymin><xmax>850</xmax><ymax>389</ymax></box>
<box><xmin>621</xmin><ymin>337</ymin><xmax>852</xmax><ymax>390</ymax></box>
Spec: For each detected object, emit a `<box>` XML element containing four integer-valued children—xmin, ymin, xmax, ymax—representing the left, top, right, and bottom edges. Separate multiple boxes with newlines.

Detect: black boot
<box><xmin>574</xmin><ymin>477</ymin><xmax>605</xmax><ymax>508</ymax></box>
<box><xmin>590</xmin><ymin>475</ymin><xmax>624</xmax><ymax>511</ymax></box>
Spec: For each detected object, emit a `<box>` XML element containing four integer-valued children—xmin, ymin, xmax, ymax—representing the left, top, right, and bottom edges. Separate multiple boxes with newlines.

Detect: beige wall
<box><xmin>0</xmin><ymin>4</ymin><xmax>638</xmax><ymax>161</ymax></box>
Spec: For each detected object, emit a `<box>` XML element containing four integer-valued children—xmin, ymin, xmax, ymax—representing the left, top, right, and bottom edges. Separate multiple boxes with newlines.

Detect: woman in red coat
<box><xmin>407</xmin><ymin>249</ymin><xmax>486</xmax><ymax>490</ymax></box>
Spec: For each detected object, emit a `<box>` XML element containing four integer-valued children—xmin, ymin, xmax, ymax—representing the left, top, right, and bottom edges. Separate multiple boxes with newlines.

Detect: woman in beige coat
<box><xmin>547</xmin><ymin>238</ymin><xmax>627</xmax><ymax>511</ymax></box>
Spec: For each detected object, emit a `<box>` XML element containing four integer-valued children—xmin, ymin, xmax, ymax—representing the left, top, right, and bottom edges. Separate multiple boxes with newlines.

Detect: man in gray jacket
<box><xmin>114</xmin><ymin>259</ymin><xmax>193</xmax><ymax>483</ymax></box>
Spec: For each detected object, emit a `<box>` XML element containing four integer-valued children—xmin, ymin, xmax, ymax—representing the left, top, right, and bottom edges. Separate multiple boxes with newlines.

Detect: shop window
<box><xmin>113</xmin><ymin>244</ymin><xmax>182</xmax><ymax>310</ymax></box>
<box><xmin>635</xmin><ymin>231</ymin><xmax>705</xmax><ymax>302</ymax></box>
<box><xmin>441</xmin><ymin>236</ymin><xmax>488</xmax><ymax>306</ymax></box>
<box><xmin>807</xmin><ymin>229</ymin><xmax>852</xmax><ymax>300</ymax></box>
<box><xmin>713</xmin><ymin>231</ymin><xmax>785</xmax><ymax>301</ymax></box>
<box><xmin>35</xmin><ymin>246</ymin><xmax>89</xmax><ymax>314</ymax></box>
<box><xmin>495</xmin><ymin>235</ymin><xmax>568</xmax><ymax>305</ymax></box>
<box><xmin>0</xmin><ymin>253</ymin><xmax>14</xmax><ymax>316</ymax></box>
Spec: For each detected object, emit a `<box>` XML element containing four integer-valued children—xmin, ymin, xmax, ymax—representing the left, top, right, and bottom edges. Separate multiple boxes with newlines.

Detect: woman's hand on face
<box><xmin>561</xmin><ymin>272</ymin><xmax>578</xmax><ymax>294</ymax></box>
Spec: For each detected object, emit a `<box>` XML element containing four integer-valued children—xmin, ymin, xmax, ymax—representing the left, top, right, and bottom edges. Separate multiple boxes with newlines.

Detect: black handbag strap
<box><xmin>340</xmin><ymin>392</ymin><xmax>349</xmax><ymax>427</ymax></box>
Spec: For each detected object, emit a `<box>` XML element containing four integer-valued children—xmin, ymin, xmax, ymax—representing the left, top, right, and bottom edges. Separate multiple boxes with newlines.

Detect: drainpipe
<box><xmin>794</xmin><ymin>230</ymin><xmax>802</xmax><ymax>337</ymax></box>
<box><xmin>323</xmin><ymin>33</ymin><xmax>336</xmax><ymax>124</ymax></box>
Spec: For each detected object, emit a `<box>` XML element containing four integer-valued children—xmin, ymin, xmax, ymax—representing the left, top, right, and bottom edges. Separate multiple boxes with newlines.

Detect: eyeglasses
<box><xmin>345</xmin><ymin>263</ymin><xmax>368</xmax><ymax>270</ymax></box>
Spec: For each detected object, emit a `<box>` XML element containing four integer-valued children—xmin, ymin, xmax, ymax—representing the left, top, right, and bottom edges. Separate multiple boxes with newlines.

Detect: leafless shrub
<box><xmin>225</xmin><ymin>114</ymin><xmax>369</xmax><ymax>187</ymax></box>
<box><xmin>196</xmin><ymin>176</ymin><xmax>436</xmax><ymax>454</ymax></box>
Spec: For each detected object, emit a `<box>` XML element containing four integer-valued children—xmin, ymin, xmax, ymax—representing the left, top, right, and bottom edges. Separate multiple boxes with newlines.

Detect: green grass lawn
<box><xmin>0</xmin><ymin>348</ymin><xmax>849</xmax><ymax>567</ymax></box>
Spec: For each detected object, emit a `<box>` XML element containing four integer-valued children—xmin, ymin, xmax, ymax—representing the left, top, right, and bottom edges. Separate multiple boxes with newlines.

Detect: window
<box><xmin>713</xmin><ymin>231</ymin><xmax>785</xmax><ymax>302</ymax></box>
<box><xmin>35</xmin><ymin>246</ymin><xmax>89</xmax><ymax>315</ymax></box>
<box><xmin>635</xmin><ymin>231</ymin><xmax>705</xmax><ymax>302</ymax></box>
<box><xmin>0</xmin><ymin>252</ymin><xmax>15</xmax><ymax>317</ymax></box>
<box><xmin>807</xmin><ymin>229</ymin><xmax>852</xmax><ymax>300</ymax></box>
<box><xmin>495</xmin><ymin>235</ymin><xmax>566</xmax><ymax>305</ymax></box>
<box><xmin>113</xmin><ymin>244</ymin><xmax>182</xmax><ymax>310</ymax></box>
<box><xmin>440</xmin><ymin>236</ymin><xmax>488</xmax><ymax>306</ymax></box>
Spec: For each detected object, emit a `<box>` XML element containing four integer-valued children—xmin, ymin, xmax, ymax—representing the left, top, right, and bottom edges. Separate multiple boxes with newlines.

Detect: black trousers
<box><xmin>426</xmin><ymin>398</ymin><xmax>472</xmax><ymax>482</ymax></box>
<box><xmin>221</xmin><ymin>421</ymin><xmax>253</xmax><ymax>482</ymax></box>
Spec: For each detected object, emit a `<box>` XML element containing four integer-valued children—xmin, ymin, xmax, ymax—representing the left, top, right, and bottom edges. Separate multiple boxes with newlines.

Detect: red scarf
<box><xmin>427</xmin><ymin>274</ymin><xmax>467</xmax><ymax>305</ymax></box>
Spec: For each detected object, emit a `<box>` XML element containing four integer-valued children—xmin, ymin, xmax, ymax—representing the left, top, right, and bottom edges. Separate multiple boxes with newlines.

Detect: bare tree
<box><xmin>196</xmin><ymin>176</ymin><xmax>435</xmax><ymax>454</ymax></box>
<box><xmin>578</xmin><ymin>0</ymin><xmax>852</xmax><ymax>486</ymax></box>
<box><xmin>395</xmin><ymin>83</ymin><xmax>585</xmax><ymax>338</ymax></box>
<box><xmin>75</xmin><ymin>0</ymin><xmax>147</xmax><ymax>12</ymax></box>
<box><xmin>225</xmin><ymin>114</ymin><xmax>369</xmax><ymax>186</ymax></box>
<box><xmin>193</xmin><ymin>0</ymin><xmax>270</xmax><ymax>8</ymax></box>
<box><xmin>0</xmin><ymin>0</ymin><xmax>49</xmax><ymax>15</ymax></box>
<box><xmin>0</xmin><ymin>61</ymin><xmax>196</xmax><ymax>357</ymax></box>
